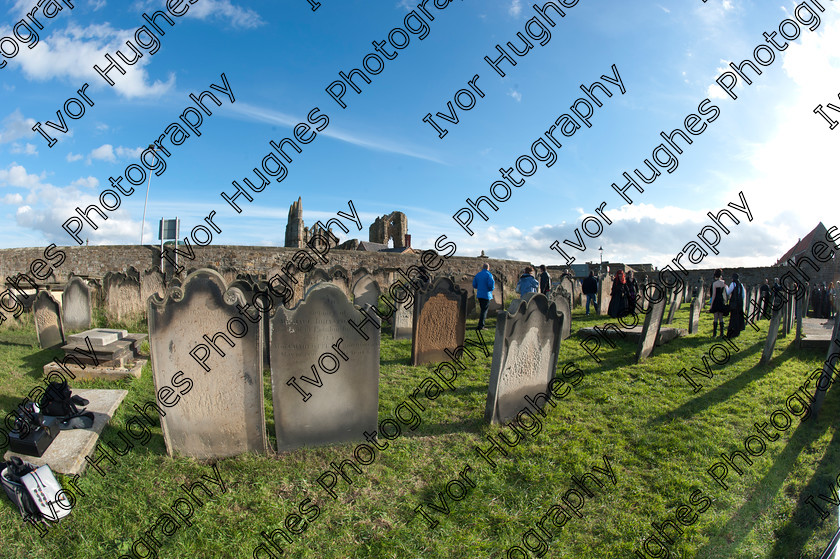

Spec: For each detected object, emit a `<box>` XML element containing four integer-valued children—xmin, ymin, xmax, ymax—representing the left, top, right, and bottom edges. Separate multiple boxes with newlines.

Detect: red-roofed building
<box><xmin>774</xmin><ymin>222</ymin><xmax>839</xmax><ymax>286</ymax></box>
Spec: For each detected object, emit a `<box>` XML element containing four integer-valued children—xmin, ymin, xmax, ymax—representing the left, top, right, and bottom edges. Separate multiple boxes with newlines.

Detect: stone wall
<box><xmin>0</xmin><ymin>245</ymin><xmax>529</xmax><ymax>294</ymax></box>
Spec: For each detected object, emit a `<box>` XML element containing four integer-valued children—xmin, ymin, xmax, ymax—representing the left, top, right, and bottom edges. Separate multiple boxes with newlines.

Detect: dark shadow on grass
<box><xmin>693</xmin><ymin>397</ymin><xmax>839</xmax><ymax>559</ymax></box>
<box><xmin>648</xmin><ymin>361</ymin><xmax>775</xmax><ymax>426</ymax></box>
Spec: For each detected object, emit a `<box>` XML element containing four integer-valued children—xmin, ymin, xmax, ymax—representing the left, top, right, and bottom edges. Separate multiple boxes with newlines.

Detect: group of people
<box><xmin>810</xmin><ymin>282</ymin><xmax>837</xmax><ymax>319</ymax></box>
<box><xmin>471</xmin><ymin>264</ymin><xmax>554</xmax><ymax>331</ymax></box>
<box><xmin>708</xmin><ymin>269</ymin><xmax>747</xmax><ymax>338</ymax></box>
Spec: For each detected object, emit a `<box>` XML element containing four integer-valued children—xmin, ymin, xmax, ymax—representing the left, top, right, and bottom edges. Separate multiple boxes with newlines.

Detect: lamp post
<box><xmin>599</xmin><ymin>246</ymin><xmax>603</xmax><ymax>275</ymax></box>
<box><xmin>140</xmin><ymin>144</ymin><xmax>157</xmax><ymax>246</ymax></box>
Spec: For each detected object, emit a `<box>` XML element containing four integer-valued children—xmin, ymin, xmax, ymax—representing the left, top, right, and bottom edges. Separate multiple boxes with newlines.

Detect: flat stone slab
<box><xmin>67</xmin><ymin>328</ymin><xmax>128</xmax><ymax>347</ymax></box>
<box><xmin>580</xmin><ymin>325</ymin><xmax>687</xmax><ymax>346</ymax></box>
<box><xmin>4</xmin><ymin>389</ymin><xmax>128</xmax><ymax>476</ymax></box>
<box><xmin>800</xmin><ymin>317</ymin><xmax>835</xmax><ymax>350</ymax></box>
<box><xmin>43</xmin><ymin>359</ymin><xmax>145</xmax><ymax>381</ymax></box>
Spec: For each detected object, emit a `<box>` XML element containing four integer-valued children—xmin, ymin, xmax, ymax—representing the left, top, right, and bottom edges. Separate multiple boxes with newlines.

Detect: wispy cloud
<box><xmin>226</xmin><ymin>102</ymin><xmax>446</xmax><ymax>165</ymax></box>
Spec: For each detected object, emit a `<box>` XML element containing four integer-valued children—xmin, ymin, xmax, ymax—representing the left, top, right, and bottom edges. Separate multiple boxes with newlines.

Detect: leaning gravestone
<box><xmin>102</xmin><ymin>271</ymin><xmax>143</xmax><ymax>323</ymax></box>
<box><xmin>148</xmin><ymin>269</ymin><xmax>267</xmax><ymax>459</ymax></box>
<box><xmin>759</xmin><ymin>304</ymin><xmax>784</xmax><ymax>365</ymax></box>
<box><xmin>635</xmin><ymin>285</ymin><xmax>667</xmax><ymax>363</ymax></box>
<box><xmin>411</xmin><ymin>278</ymin><xmax>468</xmax><ymax>366</ymax></box>
<box><xmin>688</xmin><ymin>294</ymin><xmax>701</xmax><ymax>334</ymax></box>
<box><xmin>61</xmin><ymin>275</ymin><xmax>92</xmax><ymax>331</ymax></box>
<box><xmin>270</xmin><ymin>283</ymin><xmax>380</xmax><ymax>452</ymax></box>
<box><xmin>811</xmin><ymin>314</ymin><xmax>840</xmax><ymax>417</ymax></box>
<box><xmin>485</xmin><ymin>294</ymin><xmax>562</xmax><ymax>425</ymax></box>
<box><xmin>34</xmin><ymin>290</ymin><xmax>65</xmax><ymax>349</ymax></box>
<box><xmin>665</xmin><ymin>288</ymin><xmax>682</xmax><ymax>325</ymax></box>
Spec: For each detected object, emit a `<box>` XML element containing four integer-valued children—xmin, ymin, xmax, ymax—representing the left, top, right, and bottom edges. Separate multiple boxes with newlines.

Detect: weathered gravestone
<box><xmin>598</xmin><ymin>275</ymin><xmax>611</xmax><ymax>315</ymax></box>
<box><xmin>392</xmin><ymin>299</ymin><xmax>413</xmax><ymax>340</ymax></box>
<box><xmin>759</xmin><ymin>304</ymin><xmax>785</xmax><ymax>365</ymax></box>
<box><xmin>635</xmin><ymin>285</ymin><xmax>667</xmax><ymax>363</ymax></box>
<box><xmin>456</xmin><ymin>279</ymin><xmax>477</xmax><ymax>318</ymax></box>
<box><xmin>546</xmin><ymin>288</ymin><xmax>572</xmax><ymax>341</ymax></box>
<box><xmin>485</xmin><ymin>294</ymin><xmax>562</xmax><ymax>425</ymax></box>
<box><xmin>352</xmin><ymin>274</ymin><xmax>381</xmax><ymax>311</ymax></box>
<box><xmin>61</xmin><ymin>275</ymin><xmax>92</xmax><ymax>331</ymax></box>
<box><xmin>140</xmin><ymin>268</ymin><xmax>166</xmax><ymax>306</ymax></box>
<box><xmin>810</xmin><ymin>313</ymin><xmax>840</xmax><ymax>417</ymax></box>
<box><xmin>148</xmin><ymin>269</ymin><xmax>267</xmax><ymax>459</ymax></box>
<box><xmin>487</xmin><ymin>280</ymin><xmax>505</xmax><ymax>315</ymax></box>
<box><xmin>34</xmin><ymin>290</ymin><xmax>65</xmax><ymax>349</ymax></box>
<box><xmin>411</xmin><ymin>278</ymin><xmax>468</xmax><ymax>366</ymax></box>
<box><xmin>270</xmin><ymin>283</ymin><xmax>380</xmax><ymax>452</ymax></box>
<box><xmin>102</xmin><ymin>270</ymin><xmax>143</xmax><ymax>323</ymax></box>
<box><xmin>688</xmin><ymin>294</ymin><xmax>702</xmax><ymax>334</ymax></box>
<box><xmin>665</xmin><ymin>288</ymin><xmax>682</xmax><ymax>325</ymax></box>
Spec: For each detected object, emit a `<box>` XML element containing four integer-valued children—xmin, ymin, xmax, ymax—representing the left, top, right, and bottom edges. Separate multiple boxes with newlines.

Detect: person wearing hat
<box><xmin>726</xmin><ymin>272</ymin><xmax>746</xmax><ymax>338</ymax></box>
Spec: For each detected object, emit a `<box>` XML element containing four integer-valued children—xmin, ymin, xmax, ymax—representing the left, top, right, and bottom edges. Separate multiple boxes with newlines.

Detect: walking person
<box><xmin>607</xmin><ymin>270</ymin><xmax>631</xmax><ymax>318</ymax></box>
<box><xmin>472</xmin><ymin>263</ymin><xmax>495</xmax><ymax>331</ymax></box>
<box><xmin>626</xmin><ymin>271</ymin><xmax>639</xmax><ymax>315</ymax></box>
<box><xmin>582</xmin><ymin>271</ymin><xmax>598</xmax><ymax>316</ymax></box>
<box><xmin>709</xmin><ymin>269</ymin><xmax>728</xmax><ymax>338</ymax></box>
<box><xmin>726</xmin><ymin>273</ymin><xmax>746</xmax><ymax>338</ymax></box>
<box><xmin>539</xmin><ymin>265</ymin><xmax>551</xmax><ymax>295</ymax></box>
<box><xmin>515</xmin><ymin>266</ymin><xmax>539</xmax><ymax>296</ymax></box>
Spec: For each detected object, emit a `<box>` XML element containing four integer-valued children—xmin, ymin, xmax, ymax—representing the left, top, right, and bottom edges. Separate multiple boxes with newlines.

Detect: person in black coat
<box><xmin>607</xmin><ymin>270</ymin><xmax>631</xmax><ymax>319</ymax></box>
<box><xmin>759</xmin><ymin>279</ymin><xmax>771</xmax><ymax>319</ymax></box>
<box><xmin>538</xmin><ymin>265</ymin><xmax>551</xmax><ymax>295</ymax></box>
<box><xmin>582</xmin><ymin>271</ymin><xmax>598</xmax><ymax>316</ymax></box>
<box><xmin>626</xmin><ymin>271</ymin><xmax>639</xmax><ymax>314</ymax></box>
<box><xmin>709</xmin><ymin>269</ymin><xmax>728</xmax><ymax>337</ymax></box>
<box><xmin>726</xmin><ymin>273</ymin><xmax>746</xmax><ymax>338</ymax></box>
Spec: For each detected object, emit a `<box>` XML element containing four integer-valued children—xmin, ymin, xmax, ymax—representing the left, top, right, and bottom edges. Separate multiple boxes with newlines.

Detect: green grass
<box><xmin>1</xmin><ymin>303</ymin><xmax>839</xmax><ymax>558</ymax></box>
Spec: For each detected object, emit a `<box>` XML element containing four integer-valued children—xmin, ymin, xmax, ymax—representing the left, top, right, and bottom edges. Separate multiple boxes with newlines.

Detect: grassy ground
<box><xmin>1</xmin><ymin>301</ymin><xmax>839</xmax><ymax>558</ymax></box>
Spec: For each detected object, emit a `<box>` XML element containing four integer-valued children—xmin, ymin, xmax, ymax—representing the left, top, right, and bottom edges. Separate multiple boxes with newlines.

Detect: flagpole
<box><xmin>140</xmin><ymin>144</ymin><xmax>157</xmax><ymax>245</ymax></box>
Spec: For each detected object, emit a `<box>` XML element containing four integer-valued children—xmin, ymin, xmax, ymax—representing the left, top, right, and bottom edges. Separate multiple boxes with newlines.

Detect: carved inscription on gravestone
<box><xmin>148</xmin><ymin>270</ymin><xmax>266</xmax><ymax>459</ymax></box>
<box><xmin>411</xmin><ymin>278</ymin><xmax>467</xmax><ymax>366</ymax></box>
<box><xmin>103</xmin><ymin>271</ymin><xmax>143</xmax><ymax>323</ymax></box>
<box><xmin>485</xmin><ymin>294</ymin><xmax>562</xmax><ymax>425</ymax></box>
<box><xmin>270</xmin><ymin>283</ymin><xmax>380</xmax><ymax>452</ymax></box>
<box><xmin>34</xmin><ymin>290</ymin><xmax>65</xmax><ymax>349</ymax></box>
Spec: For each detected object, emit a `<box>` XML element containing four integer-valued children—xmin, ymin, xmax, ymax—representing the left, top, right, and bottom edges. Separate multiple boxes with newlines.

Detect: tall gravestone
<box><xmin>635</xmin><ymin>286</ymin><xmax>667</xmax><ymax>363</ymax></box>
<box><xmin>148</xmin><ymin>270</ymin><xmax>267</xmax><ymax>459</ymax></box>
<box><xmin>598</xmin><ymin>275</ymin><xmax>611</xmax><ymax>316</ymax></box>
<box><xmin>688</xmin><ymin>294</ymin><xmax>701</xmax><ymax>334</ymax></box>
<box><xmin>485</xmin><ymin>294</ymin><xmax>562</xmax><ymax>425</ymax></box>
<box><xmin>411</xmin><ymin>278</ymin><xmax>468</xmax><ymax>366</ymax></box>
<box><xmin>759</xmin><ymin>305</ymin><xmax>784</xmax><ymax>365</ymax></box>
<box><xmin>352</xmin><ymin>274</ymin><xmax>381</xmax><ymax>311</ymax></box>
<box><xmin>62</xmin><ymin>275</ymin><xmax>92</xmax><ymax>331</ymax></box>
<box><xmin>103</xmin><ymin>271</ymin><xmax>143</xmax><ymax>323</ymax></box>
<box><xmin>665</xmin><ymin>288</ymin><xmax>682</xmax><ymax>325</ymax></box>
<box><xmin>811</xmin><ymin>314</ymin><xmax>840</xmax><ymax>417</ymax></box>
<box><xmin>270</xmin><ymin>284</ymin><xmax>380</xmax><ymax>451</ymax></box>
<box><xmin>34</xmin><ymin>290</ymin><xmax>65</xmax><ymax>349</ymax></box>
<box><xmin>487</xmin><ymin>280</ymin><xmax>505</xmax><ymax>315</ymax></box>
<box><xmin>456</xmin><ymin>279</ymin><xmax>476</xmax><ymax>318</ymax></box>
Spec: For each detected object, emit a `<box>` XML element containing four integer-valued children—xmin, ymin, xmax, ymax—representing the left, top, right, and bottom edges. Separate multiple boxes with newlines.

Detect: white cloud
<box><xmin>89</xmin><ymin>144</ymin><xmax>116</xmax><ymax>163</ymax></box>
<box><xmin>508</xmin><ymin>89</ymin><xmax>522</xmax><ymax>102</ymax></box>
<box><xmin>0</xmin><ymin>163</ymin><xmax>45</xmax><ymax>189</ymax></box>
<box><xmin>0</xmin><ymin>110</ymin><xmax>36</xmax><ymax>144</ymax></box>
<box><xmin>227</xmin><ymin>102</ymin><xmax>446</xmax><ymax>164</ymax></box>
<box><xmin>3</xmin><ymin>23</ymin><xmax>175</xmax><ymax>99</ymax></box>
<box><xmin>116</xmin><ymin>146</ymin><xmax>142</xmax><ymax>159</ymax></box>
<box><xmin>66</xmin><ymin>152</ymin><xmax>84</xmax><ymax>162</ymax></box>
<box><xmin>70</xmin><ymin>176</ymin><xmax>100</xmax><ymax>189</ymax></box>
<box><xmin>2</xmin><ymin>193</ymin><xmax>24</xmax><ymax>205</ymax></box>
<box><xmin>183</xmin><ymin>0</ymin><xmax>265</xmax><ymax>29</ymax></box>
<box><xmin>91</xmin><ymin>0</ymin><xmax>107</xmax><ymax>10</ymax></box>
<box><xmin>10</xmin><ymin>143</ymin><xmax>38</xmax><ymax>155</ymax></box>
<box><xmin>509</xmin><ymin>0</ymin><xmax>522</xmax><ymax>17</ymax></box>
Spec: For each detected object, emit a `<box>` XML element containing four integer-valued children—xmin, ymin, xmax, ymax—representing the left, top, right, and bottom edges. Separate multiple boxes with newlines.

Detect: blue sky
<box><xmin>1</xmin><ymin>0</ymin><xmax>838</xmax><ymax>269</ymax></box>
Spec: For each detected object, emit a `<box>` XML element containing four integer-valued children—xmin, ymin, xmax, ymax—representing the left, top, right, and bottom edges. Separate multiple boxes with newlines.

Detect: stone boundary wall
<box><xmin>0</xmin><ymin>245</ymin><xmax>530</xmax><ymax>293</ymax></box>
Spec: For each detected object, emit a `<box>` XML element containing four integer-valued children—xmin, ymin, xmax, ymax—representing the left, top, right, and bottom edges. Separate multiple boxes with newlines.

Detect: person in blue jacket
<box><xmin>472</xmin><ymin>263</ymin><xmax>495</xmax><ymax>331</ymax></box>
<box><xmin>516</xmin><ymin>266</ymin><xmax>540</xmax><ymax>296</ymax></box>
